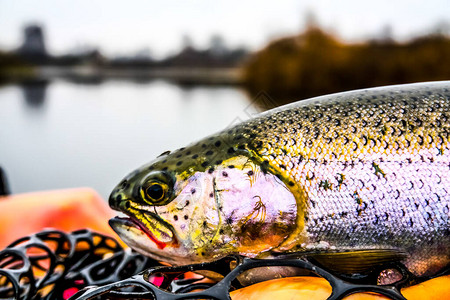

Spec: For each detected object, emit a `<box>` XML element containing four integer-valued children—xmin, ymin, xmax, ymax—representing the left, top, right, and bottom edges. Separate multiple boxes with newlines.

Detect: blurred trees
<box><xmin>244</xmin><ymin>26</ymin><xmax>450</xmax><ymax>102</ymax></box>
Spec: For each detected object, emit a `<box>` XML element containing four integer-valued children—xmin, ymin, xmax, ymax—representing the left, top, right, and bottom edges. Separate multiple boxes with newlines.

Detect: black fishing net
<box><xmin>0</xmin><ymin>229</ymin><xmax>444</xmax><ymax>300</ymax></box>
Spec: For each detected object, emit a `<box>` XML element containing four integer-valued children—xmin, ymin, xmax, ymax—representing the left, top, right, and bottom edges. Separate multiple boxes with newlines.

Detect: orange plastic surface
<box><xmin>230</xmin><ymin>275</ymin><xmax>450</xmax><ymax>300</ymax></box>
<box><xmin>0</xmin><ymin>188</ymin><xmax>120</xmax><ymax>248</ymax></box>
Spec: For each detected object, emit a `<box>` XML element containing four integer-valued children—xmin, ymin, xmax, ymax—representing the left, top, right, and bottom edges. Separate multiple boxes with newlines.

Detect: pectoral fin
<box><xmin>307</xmin><ymin>249</ymin><xmax>407</xmax><ymax>274</ymax></box>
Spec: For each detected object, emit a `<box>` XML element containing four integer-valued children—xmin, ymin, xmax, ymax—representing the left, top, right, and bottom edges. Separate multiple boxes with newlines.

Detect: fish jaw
<box><xmin>109</xmin><ymin>216</ymin><xmax>169</xmax><ymax>250</ymax></box>
<box><xmin>109</xmin><ymin>216</ymin><xmax>192</xmax><ymax>264</ymax></box>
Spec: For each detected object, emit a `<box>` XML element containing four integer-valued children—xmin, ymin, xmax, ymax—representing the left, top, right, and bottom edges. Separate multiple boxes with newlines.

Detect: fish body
<box><xmin>109</xmin><ymin>81</ymin><xmax>450</xmax><ymax>277</ymax></box>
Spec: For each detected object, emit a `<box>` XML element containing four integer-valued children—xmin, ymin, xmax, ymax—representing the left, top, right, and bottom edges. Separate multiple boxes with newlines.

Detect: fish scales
<box><xmin>237</xmin><ymin>84</ymin><xmax>450</xmax><ymax>275</ymax></box>
<box><xmin>109</xmin><ymin>82</ymin><xmax>450</xmax><ymax>277</ymax></box>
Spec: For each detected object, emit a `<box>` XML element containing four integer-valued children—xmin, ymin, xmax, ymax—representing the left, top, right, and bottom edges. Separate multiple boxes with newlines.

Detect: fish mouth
<box><xmin>109</xmin><ymin>210</ymin><xmax>176</xmax><ymax>250</ymax></box>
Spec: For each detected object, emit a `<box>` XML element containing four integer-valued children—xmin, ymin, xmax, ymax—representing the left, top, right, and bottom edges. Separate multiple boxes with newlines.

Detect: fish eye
<box><xmin>139</xmin><ymin>171</ymin><xmax>175</xmax><ymax>205</ymax></box>
<box><xmin>141</xmin><ymin>181</ymin><xmax>168</xmax><ymax>204</ymax></box>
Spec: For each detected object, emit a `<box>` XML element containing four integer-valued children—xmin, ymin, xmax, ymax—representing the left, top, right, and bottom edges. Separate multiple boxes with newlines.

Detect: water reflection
<box><xmin>0</xmin><ymin>80</ymin><xmax>257</xmax><ymax>199</ymax></box>
<box><xmin>20</xmin><ymin>80</ymin><xmax>49</xmax><ymax>108</ymax></box>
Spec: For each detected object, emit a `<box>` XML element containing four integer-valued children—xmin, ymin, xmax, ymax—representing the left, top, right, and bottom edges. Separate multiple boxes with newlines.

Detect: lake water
<box><xmin>0</xmin><ymin>80</ymin><xmax>262</xmax><ymax>199</ymax></box>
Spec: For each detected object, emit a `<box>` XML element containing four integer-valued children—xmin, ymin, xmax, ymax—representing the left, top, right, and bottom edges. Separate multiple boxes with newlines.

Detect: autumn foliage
<box><xmin>244</xmin><ymin>26</ymin><xmax>450</xmax><ymax>103</ymax></box>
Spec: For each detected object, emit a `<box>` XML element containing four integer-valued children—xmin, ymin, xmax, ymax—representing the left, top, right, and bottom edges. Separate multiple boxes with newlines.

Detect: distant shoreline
<box><xmin>1</xmin><ymin>66</ymin><xmax>245</xmax><ymax>86</ymax></box>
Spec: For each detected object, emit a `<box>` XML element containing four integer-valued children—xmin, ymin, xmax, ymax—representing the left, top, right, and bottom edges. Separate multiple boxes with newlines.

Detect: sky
<box><xmin>0</xmin><ymin>0</ymin><xmax>449</xmax><ymax>58</ymax></box>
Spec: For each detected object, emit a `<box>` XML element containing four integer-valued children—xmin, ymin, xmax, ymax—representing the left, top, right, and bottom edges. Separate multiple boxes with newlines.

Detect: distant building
<box><xmin>209</xmin><ymin>34</ymin><xmax>228</xmax><ymax>57</ymax></box>
<box><xmin>18</xmin><ymin>24</ymin><xmax>48</xmax><ymax>62</ymax></box>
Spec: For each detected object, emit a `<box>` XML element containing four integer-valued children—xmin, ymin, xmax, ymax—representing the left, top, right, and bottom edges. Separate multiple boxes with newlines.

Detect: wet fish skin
<box><xmin>109</xmin><ymin>81</ymin><xmax>450</xmax><ymax>277</ymax></box>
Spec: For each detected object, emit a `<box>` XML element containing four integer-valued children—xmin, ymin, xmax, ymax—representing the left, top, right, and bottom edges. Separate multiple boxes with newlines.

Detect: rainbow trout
<box><xmin>109</xmin><ymin>82</ymin><xmax>450</xmax><ymax>277</ymax></box>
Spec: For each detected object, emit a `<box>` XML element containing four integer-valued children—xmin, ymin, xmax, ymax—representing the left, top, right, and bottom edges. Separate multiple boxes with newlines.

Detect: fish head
<box><xmin>109</xmin><ymin>143</ymin><xmax>298</xmax><ymax>264</ymax></box>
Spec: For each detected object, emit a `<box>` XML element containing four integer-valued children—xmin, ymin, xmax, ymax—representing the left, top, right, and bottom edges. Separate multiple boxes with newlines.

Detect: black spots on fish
<box><xmin>209</xmin><ymin>192</ymin><xmax>214</xmax><ymax>198</ymax></box>
<box><xmin>123</xmin><ymin>200</ymin><xmax>131</xmax><ymax>209</ymax></box>
<box><xmin>176</xmin><ymin>153</ymin><xmax>183</xmax><ymax>158</ymax></box>
<box><xmin>404</xmin><ymin>138</ymin><xmax>411</xmax><ymax>148</ymax></box>
<box><xmin>373</xmin><ymin>215</ymin><xmax>379</xmax><ymax>225</ymax></box>
<box><xmin>304</xmin><ymin>126</ymin><xmax>310</xmax><ymax>134</ymax></box>
<box><xmin>356</xmin><ymin>201</ymin><xmax>368</xmax><ymax>216</ymax></box>
<box><xmin>352</xmin><ymin>141</ymin><xmax>359</xmax><ymax>151</ymax></box>
<box><xmin>399</xmin><ymin>208</ymin><xmax>406</xmax><ymax>218</ymax></box>
<box><xmin>219</xmin><ymin>229</ymin><xmax>224</xmax><ymax>234</ymax></box>
<box><xmin>226</xmin><ymin>216</ymin><xmax>233</xmax><ymax>225</ymax></box>
<box><xmin>332</xmin><ymin>131</ymin><xmax>339</xmax><ymax>140</ymax></box>
<box><xmin>191</xmin><ymin>188</ymin><xmax>196</xmax><ymax>194</ymax></box>
<box><xmin>335</xmin><ymin>173</ymin><xmax>345</xmax><ymax>188</ymax></box>
<box><xmin>310</xmin><ymin>200</ymin><xmax>316</xmax><ymax>208</ymax></box>
<box><xmin>306</xmin><ymin>171</ymin><xmax>315</xmax><ymax>181</ymax></box>
<box><xmin>158</xmin><ymin>150</ymin><xmax>171</xmax><ymax>157</ymax></box>
<box><xmin>417</xmin><ymin>179</ymin><xmax>425</xmax><ymax>189</ymax></box>
<box><xmin>176</xmin><ymin>161</ymin><xmax>183</xmax><ymax>166</ymax></box>
<box><xmin>247</xmin><ymin>170</ymin><xmax>254</xmax><ymax>176</ymax></box>
<box><xmin>205</xmin><ymin>150</ymin><xmax>214</xmax><ymax>156</ymax></box>
<box><xmin>280</xmin><ymin>164</ymin><xmax>286</xmax><ymax>170</ymax></box>
<box><xmin>319</xmin><ymin>180</ymin><xmax>333</xmax><ymax>191</ymax></box>
<box><xmin>201</xmin><ymin>143</ymin><xmax>207</xmax><ymax>148</ymax></box>
<box><xmin>342</xmin><ymin>136</ymin><xmax>349</xmax><ymax>146</ymax></box>
<box><xmin>253</xmin><ymin>140</ymin><xmax>263</xmax><ymax>149</ymax></box>
<box><xmin>208</xmin><ymin>168</ymin><xmax>214</xmax><ymax>174</ymax></box>
<box><xmin>353</xmin><ymin>190</ymin><xmax>363</xmax><ymax>205</ymax></box>
<box><xmin>201</xmin><ymin>161</ymin><xmax>209</xmax><ymax>168</ymax></box>
<box><xmin>228</xmin><ymin>165</ymin><xmax>235</xmax><ymax>169</ymax></box>
<box><xmin>184</xmin><ymin>215</ymin><xmax>188</xmax><ymax>220</ymax></box>
<box><xmin>334</xmin><ymin>119</ymin><xmax>341</xmax><ymax>127</ymax></box>
<box><xmin>372</xmin><ymin>162</ymin><xmax>386</xmax><ymax>178</ymax></box>
<box><xmin>434</xmin><ymin>193</ymin><xmax>441</xmax><ymax>203</ymax></box>
<box><xmin>360</xmin><ymin>135</ymin><xmax>368</xmax><ymax>146</ymax></box>
<box><xmin>443</xmin><ymin>205</ymin><xmax>449</xmax><ymax>214</ymax></box>
<box><xmin>260</xmin><ymin>160</ymin><xmax>270</xmax><ymax>174</ymax></box>
<box><xmin>394</xmin><ymin>189</ymin><xmax>401</xmax><ymax>200</ymax></box>
<box><xmin>192</xmin><ymin>154</ymin><xmax>199</xmax><ymax>159</ymax></box>
<box><xmin>162</xmin><ymin>166</ymin><xmax>168</xmax><ymax>171</ymax></box>
<box><xmin>373</xmin><ymin>118</ymin><xmax>382</xmax><ymax>128</ymax></box>
<box><xmin>119</xmin><ymin>179</ymin><xmax>129</xmax><ymax>190</ymax></box>
<box><xmin>227</xmin><ymin>147</ymin><xmax>235</xmax><ymax>154</ymax></box>
<box><xmin>238</xmin><ymin>144</ymin><xmax>246</xmax><ymax>150</ymax></box>
<box><xmin>288</xmin><ymin>181</ymin><xmax>295</xmax><ymax>187</ymax></box>
<box><xmin>222</xmin><ymin>171</ymin><xmax>228</xmax><ymax>177</ymax></box>
<box><xmin>234</xmin><ymin>134</ymin><xmax>244</xmax><ymax>141</ymax></box>
<box><xmin>413</xmin><ymin>117</ymin><xmax>423</xmax><ymax>128</ymax></box>
<box><xmin>173</xmin><ymin>215</ymin><xmax>178</xmax><ymax>221</ymax></box>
